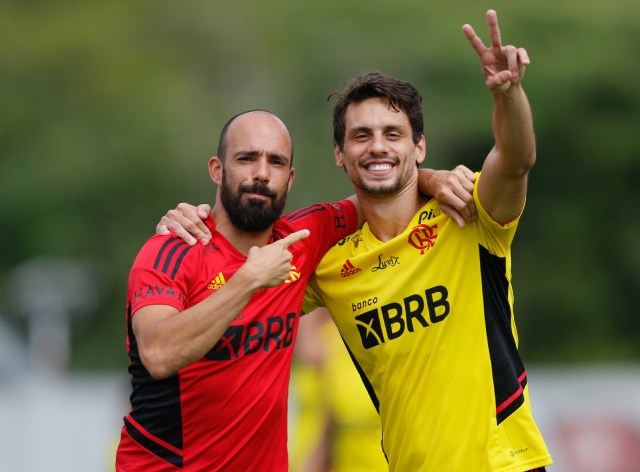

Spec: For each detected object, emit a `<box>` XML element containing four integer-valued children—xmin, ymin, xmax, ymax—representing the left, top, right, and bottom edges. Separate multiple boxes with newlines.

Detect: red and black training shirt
<box><xmin>115</xmin><ymin>200</ymin><xmax>357</xmax><ymax>472</ymax></box>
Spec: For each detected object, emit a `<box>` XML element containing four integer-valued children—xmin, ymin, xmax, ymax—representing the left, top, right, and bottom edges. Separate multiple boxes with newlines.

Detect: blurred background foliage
<box><xmin>1</xmin><ymin>0</ymin><xmax>639</xmax><ymax>369</ymax></box>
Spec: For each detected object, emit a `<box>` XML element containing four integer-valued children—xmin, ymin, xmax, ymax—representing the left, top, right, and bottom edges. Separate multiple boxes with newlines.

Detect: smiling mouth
<box><xmin>366</xmin><ymin>163</ymin><xmax>394</xmax><ymax>171</ymax></box>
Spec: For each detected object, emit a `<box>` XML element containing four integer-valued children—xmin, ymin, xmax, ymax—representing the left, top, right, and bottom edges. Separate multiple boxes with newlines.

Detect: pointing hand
<box><xmin>243</xmin><ymin>230</ymin><xmax>311</xmax><ymax>289</ymax></box>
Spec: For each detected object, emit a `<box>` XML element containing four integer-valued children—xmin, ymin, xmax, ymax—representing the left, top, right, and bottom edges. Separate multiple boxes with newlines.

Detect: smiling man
<box><xmin>302</xmin><ymin>12</ymin><xmax>552</xmax><ymax>472</ymax></box>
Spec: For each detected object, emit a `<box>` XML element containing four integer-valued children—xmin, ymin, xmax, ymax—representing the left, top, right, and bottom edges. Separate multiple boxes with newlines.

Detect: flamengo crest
<box><xmin>408</xmin><ymin>224</ymin><xmax>438</xmax><ymax>255</ymax></box>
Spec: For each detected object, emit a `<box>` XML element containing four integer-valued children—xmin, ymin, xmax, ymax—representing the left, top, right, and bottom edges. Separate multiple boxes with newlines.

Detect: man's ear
<box><xmin>209</xmin><ymin>156</ymin><xmax>223</xmax><ymax>185</ymax></box>
<box><xmin>334</xmin><ymin>142</ymin><xmax>345</xmax><ymax>168</ymax></box>
<box><xmin>286</xmin><ymin>166</ymin><xmax>295</xmax><ymax>193</ymax></box>
<box><xmin>415</xmin><ymin>135</ymin><xmax>426</xmax><ymax>165</ymax></box>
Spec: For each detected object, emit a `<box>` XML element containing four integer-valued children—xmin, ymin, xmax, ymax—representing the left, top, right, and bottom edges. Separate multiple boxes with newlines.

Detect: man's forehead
<box><xmin>227</xmin><ymin>111</ymin><xmax>292</xmax><ymax>158</ymax></box>
<box><xmin>345</xmin><ymin>97</ymin><xmax>409</xmax><ymax>128</ymax></box>
<box><xmin>227</xmin><ymin>111</ymin><xmax>290</xmax><ymax>144</ymax></box>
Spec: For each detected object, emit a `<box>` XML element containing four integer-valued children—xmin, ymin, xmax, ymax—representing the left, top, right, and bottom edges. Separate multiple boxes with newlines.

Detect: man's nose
<box><xmin>368</xmin><ymin>133</ymin><xmax>388</xmax><ymax>155</ymax></box>
<box><xmin>253</xmin><ymin>157</ymin><xmax>270</xmax><ymax>183</ymax></box>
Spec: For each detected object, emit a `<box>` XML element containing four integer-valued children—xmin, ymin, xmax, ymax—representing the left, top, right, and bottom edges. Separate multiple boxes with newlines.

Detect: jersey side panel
<box><xmin>473</xmin><ymin>176</ymin><xmax>552</xmax><ymax>469</ymax></box>
<box><xmin>119</xmin><ymin>234</ymin><xmax>204</xmax><ymax>470</ymax></box>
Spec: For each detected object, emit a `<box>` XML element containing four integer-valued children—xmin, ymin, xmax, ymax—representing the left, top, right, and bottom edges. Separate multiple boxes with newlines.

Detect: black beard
<box><xmin>220</xmin><ymin>170</ymin><xmax>288</xmax><ymax>233</ymax></box>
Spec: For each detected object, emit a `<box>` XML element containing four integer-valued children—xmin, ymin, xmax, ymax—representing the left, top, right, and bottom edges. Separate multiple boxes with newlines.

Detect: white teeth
<box><xmin>368</xmin><ymin>164</ymin><xmax>392</xmax><ymax>171</ymax></box>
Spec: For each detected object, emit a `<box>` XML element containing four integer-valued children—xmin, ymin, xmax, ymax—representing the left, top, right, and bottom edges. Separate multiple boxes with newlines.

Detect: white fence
<box><xmin>0</xmin><ymin>366</ymin><xmax>638</xmax><ymax>471</ymax></box>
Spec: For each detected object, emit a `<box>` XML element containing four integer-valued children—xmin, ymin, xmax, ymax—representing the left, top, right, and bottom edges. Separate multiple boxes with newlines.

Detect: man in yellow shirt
<box><xmin>161</xmin><ymin>10</ymin><xmax>551</xmax><ymax>472</ymax></box>
<box><xmin>300</xmin><ymin>11</ymin><xmax>551</xmax><ymax>471</ymax></box>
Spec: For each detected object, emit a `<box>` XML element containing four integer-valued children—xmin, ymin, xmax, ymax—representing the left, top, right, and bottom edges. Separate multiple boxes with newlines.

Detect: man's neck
<box><xmin>356</xmin><ymin>176</ymin><xmax>429</xmax><ymax>243</ymax></box>
<box><xmin>212</xmin><ymin>204</ymin><xmax>272</xmax><ymax>256</ymax></box>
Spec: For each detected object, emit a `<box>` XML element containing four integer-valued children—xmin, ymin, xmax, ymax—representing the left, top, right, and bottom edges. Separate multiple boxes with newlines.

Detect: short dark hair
<box><xmin>216</xmin><ymin>110</ymin><xmax>294</xmax><ymax>166</ymax></box>
<box><xmin>329</xmin><ymin>71</ymin><xmax>424</xmax><ymax>151</ymax></box>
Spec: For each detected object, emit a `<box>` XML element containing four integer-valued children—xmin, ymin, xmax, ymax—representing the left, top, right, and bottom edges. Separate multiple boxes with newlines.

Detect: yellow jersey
<box><xmin>303</xmin><ymin>174</ymin><xmax>552</xmax><ymax>472</ymax></box>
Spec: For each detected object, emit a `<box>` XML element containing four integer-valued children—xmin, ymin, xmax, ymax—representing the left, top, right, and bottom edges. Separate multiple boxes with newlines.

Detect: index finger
<box><xmin>487</xmin><ymin>9</ymin><xmax>501</xmax><ymax>49</ymax></box>
<box><xmin>462</xmin><ymin>24</ymin><xmax>487</xmax><ymax>56</ymax></box>
<box><xmin>281</xmin><ymin>229</ymin><xmax>310</xmax><ymax>248</ymax></box>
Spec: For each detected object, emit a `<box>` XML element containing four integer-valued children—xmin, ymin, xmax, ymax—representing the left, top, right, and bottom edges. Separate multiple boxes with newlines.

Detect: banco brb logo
<box><xmin>355</xmin><ymin>310</ymin><xmax>385</xmax><ymax>349</ymax></box>
<box><xmin>408</xmin><ymin>224</ymin><xmax>438</xmax><ymax>255</ymax></box>
<box><xmin>354</xmin><ymin>286</ymin><xmax>450</xmax><ymax>349</ymax></box>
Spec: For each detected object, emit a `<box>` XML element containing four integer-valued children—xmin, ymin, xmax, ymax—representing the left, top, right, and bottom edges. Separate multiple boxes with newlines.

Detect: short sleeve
<box><xmin>473</xmin><ymin>172</ymin><xmax>523</xmax><ymax>257</ymax></box>
<box><xmin>128</xmin><ymin>235</ymin><xmax>201</xmax><ymax>315</ymax></box>
<box><xmin>302</xmin><ymin>281</ymin><xmax>325</xmax><ymax>315</ymax></box>
<box><xmin>280</xmin><ymin>199</ymin><xmax>358</xmax><ymax>265</ymax></box>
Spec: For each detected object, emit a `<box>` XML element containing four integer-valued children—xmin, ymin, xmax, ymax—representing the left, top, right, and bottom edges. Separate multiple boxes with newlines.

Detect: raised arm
<box><xmin>463</xmin><ymin>10</ymin><xmax>534</xmax><ymax>225</ymax></box>
<box><xmin>134</xmin><ymin>230</ymin><xmax>309</xmax><ymax>379</ymax></box>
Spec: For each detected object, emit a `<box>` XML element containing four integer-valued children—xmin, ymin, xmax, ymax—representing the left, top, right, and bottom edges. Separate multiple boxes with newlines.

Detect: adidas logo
<box><xmin>207</xmin><ymin>272</ymin><xmax>226</xmax><ymax>291</ymax></box>
<box><xmin>341</xmin><ymin>259</ymin><xmax>361</xmax><ymax>278</ymax></box>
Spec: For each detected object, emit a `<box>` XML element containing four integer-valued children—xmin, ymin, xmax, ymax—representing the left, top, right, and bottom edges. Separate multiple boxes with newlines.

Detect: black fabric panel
<box><xmin>479</xmin><ymin>245</ymin><xmax>526</xmax><ymax>425</ymax></box>
<box><xmin>124</xmin><ymin>417</ymin><xmax>183</xmax><ymax>469</ymax></box>
<box><xmin>496</xmin><ymin>391</ymin><xmax>525</xmax><ymax>424</ymax></box>
<box><xmin>496</xmin><ymin>373</ymin><xmax>528</xmax><ymax>424</ymax></box>
<box><xmin>341</xmin><ymin>337</ymin><xmax>380</xmax><ymax>414</ymax></box>
<box><xmin>127</xmin><ymin>304</ymin><xmax>184</xmax><ymax>450</ymax></box>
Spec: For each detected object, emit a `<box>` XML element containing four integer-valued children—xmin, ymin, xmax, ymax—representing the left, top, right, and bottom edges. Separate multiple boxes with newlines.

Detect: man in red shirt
<box><xmin>117</xmin><ymin>110</ymin><xmax>476</xmax><ymax>471</ymax></box>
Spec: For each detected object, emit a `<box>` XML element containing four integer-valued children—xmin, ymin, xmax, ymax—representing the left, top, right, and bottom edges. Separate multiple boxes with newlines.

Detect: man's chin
<box><xmin>356</xmin><ymin>178</ymin><xmax>402</xmax><ymax>196</ymax></box>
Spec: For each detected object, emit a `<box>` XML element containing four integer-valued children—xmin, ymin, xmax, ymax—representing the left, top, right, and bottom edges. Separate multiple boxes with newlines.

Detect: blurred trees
<box><xmin>1</xmin><ymin>0</ymin><xmax>639</xmax><ymax>368</ymax></box>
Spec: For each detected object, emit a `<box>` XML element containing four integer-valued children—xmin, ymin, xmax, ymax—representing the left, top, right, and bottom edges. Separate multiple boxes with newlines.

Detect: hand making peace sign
<box><xmin>463</xmin><ymin>10</ymin><xmax>530</xmax><ymax>94</ymax></box>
